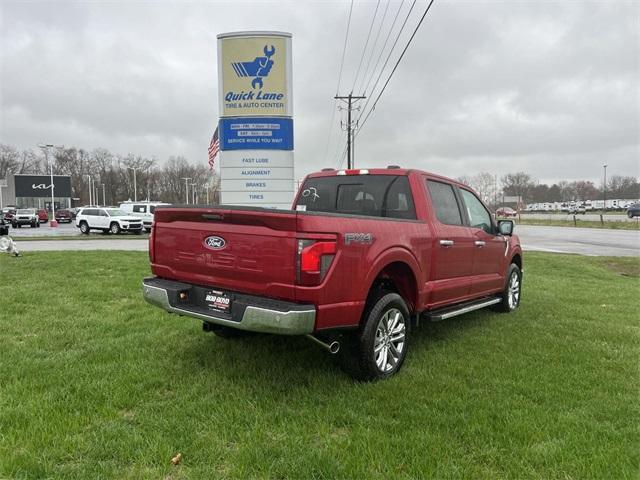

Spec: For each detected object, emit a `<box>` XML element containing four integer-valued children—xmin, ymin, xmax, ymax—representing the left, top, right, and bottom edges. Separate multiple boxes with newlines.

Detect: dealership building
<box><xmin>1</xmin><ymin>174</ymin><xmax>73</xmax><ymax>211</ymax></box>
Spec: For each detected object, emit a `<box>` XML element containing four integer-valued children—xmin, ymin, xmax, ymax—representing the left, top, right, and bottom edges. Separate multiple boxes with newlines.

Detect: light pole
<box><xmin>86</xmin><ymin>174</ymin><xmax>92</xmax><ymax>205</ymax></box>
<box><xmin>102</xmin><ymin>184</ymin><xmax>106</xmax><ymax>206</ymax></box>
<box><xmin>181</xmin><ymin>177</ymin><xmax>191</xmax><ymax>204</ymax></box>
<box><xmin>128</xmin><ymin>167</ymin><xmax>139</xmax><ymax>202</ymax></box>
<box><xmin>38</xmin><ymin>143</ymin><xmax>63</xmax><ymax>227</ymax></box>
<box><xmin>191</xmin><ymin>183</ymin><xmax>197</xmax><ymax>204</ymax></box>
<box><xmin>603</xmin><ymin>163</ymin><xmax>608</xmax><ymax>213</ymax></box>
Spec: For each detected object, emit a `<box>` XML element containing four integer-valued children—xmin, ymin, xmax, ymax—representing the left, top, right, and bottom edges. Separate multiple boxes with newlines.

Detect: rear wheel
<box><xmin>79</xmin><ymin>221</ymin><xmax>90</xmax><ymax>234</ymax></box>
<box><xmin>338</xmin><ymin>292</ymin><xmax>410</xmax><ymax>381</ymax></box>
<box><xmin>495</xmin><ymin>264</ymin><xmax>522</xmax><ymax>312</ymax></box>
<box><xmin>110</xmin><ymin>222</ymin><xmax>120</xmax><ymax>234</ymax></box>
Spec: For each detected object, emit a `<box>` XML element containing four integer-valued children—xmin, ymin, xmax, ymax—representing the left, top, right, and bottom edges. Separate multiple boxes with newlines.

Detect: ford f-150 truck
<box><xmin>143</xmin><ymin>167</ymin><xmax>523</xmax><ymax>380</ymax></box>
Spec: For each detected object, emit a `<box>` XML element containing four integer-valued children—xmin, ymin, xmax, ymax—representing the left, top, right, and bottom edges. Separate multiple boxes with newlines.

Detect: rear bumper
<box><xmin>142</xmin><ymin>277</ymin><xmax>316</xmax><ymax>335</ymax></box>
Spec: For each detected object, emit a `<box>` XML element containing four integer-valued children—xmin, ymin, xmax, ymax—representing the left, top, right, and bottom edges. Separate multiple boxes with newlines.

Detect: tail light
<box><xmin>149</xmin><ymin>224</ymin><xmax>155</xmax><ymax>263</ymax></box>
<box><xmin>297</xmin><ymin>239</ymin><xmax>336</xmax><ymax>286</ymax></box>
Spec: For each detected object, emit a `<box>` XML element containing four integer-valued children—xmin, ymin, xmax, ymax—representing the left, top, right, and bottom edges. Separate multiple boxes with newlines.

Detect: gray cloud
<box><xmin>1</xmin><ymin>0</ymin><xmax>638</xmax><ymax>185</ymax></box>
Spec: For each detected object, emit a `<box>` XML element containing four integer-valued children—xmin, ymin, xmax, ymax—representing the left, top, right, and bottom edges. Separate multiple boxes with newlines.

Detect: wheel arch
<box><xmin>363</xmin><ymin>248</ymin><xmax>421</xmax><ymax>315</ymax></box>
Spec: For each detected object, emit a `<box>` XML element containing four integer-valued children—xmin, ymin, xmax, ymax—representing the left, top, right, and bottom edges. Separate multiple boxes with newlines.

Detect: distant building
<box><xmin>3</xmin><ymin>174</ymin><xmax>73</xmax><ymax>210</ymax></box>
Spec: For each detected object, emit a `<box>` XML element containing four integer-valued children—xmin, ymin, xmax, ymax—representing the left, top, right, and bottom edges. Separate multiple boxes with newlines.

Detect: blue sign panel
<box><xmin>220</xmin><ymin>117</ymin><xmax>293</xmax><ymax>151</ymax></box>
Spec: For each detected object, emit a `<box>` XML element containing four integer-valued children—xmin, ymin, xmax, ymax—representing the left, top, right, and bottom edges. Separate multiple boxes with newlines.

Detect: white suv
<box><xmin>76</xmin><ymin>207</ymin><xmax>143</xmax><ymax>234</ymax></box>
<box><xmin>119</xmin><ymin>202</ymin><xmax>170</xmax><ymax>232</ymax></box>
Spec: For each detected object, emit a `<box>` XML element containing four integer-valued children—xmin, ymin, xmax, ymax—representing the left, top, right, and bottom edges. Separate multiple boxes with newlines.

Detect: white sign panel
<box><xmin>221</xmin><ymin>190</ymin><xmax>294</xmax><ymax>205</ymax></box>
<box><xmin>219</xmin><ymin>149</ymin><xmax>293</xmax><ymax>168</ymax></box>
<box><xmin>220</xmin><ymin>179</ymin><xmax>294</xmax><ymax>191</ymax></box>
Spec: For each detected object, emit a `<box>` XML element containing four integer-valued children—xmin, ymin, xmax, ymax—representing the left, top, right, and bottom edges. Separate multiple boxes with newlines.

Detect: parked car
<box><xmin>143</xmin><ymin>167</ymin><xmax>523</xmax><ymax>381</ymax></box>
<box><xmin>496</xmin><ymin>206</ymin><xmax>517</xmax><ymax>217</ymax></box>
<box><xmin>3</xmin><ymin>208</ymin><xmax>16</xmax><ymax>223</ymax></box>
<box><xmin>568</xmin><ymin>205</ymin><xmax>586</xmax><ymax>215</ymax></box>
<box><xmin>12</xmin><ymin>209</ymin><xmax>40</xmax><ymax>228</ymax></box>
<box><xmin>119</xmin><ymin>201</ymin><xmax>170</xmax><ymax>232</ymax></box>
<box><xmin>36</xmin><ymin>209</ymin><xmax>49</xmax><ymax>223</ymax></box>
<box><xmin>55</xmin><ymin>209</ymin><xmax>73</xmax><ymax>223</ymax></box>
<box><xmin>627</xmin><ymin>202</ymin><xmax>640</xmax><ymax>218</ymax></box>
<box><xmin>0</xmin><ymin>217</ymin><xmax>8</xmax><ymax>236</ymax></box>
<box><xmin>76</xmin><ymin>207</ymin><xmax>143</xmax><ymax>234</ymax></box>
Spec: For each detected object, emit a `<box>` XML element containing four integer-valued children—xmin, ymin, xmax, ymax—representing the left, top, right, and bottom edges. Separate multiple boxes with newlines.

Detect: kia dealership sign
<box><xmin>14</xmin><ymin>175</ymin><xmax>72</xmax><ymax>197</ymax></box>
<box><xmin>217</xmin><ymin>31</ymin><xmax>294</xmax><ymax>209</ymax></box>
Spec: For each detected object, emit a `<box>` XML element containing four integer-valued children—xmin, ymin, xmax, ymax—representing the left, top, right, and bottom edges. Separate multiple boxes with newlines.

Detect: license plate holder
<box><xmin>204</xmin><ymin>290</ymin><xmax>232</xmax><ymax>313</ymax></box>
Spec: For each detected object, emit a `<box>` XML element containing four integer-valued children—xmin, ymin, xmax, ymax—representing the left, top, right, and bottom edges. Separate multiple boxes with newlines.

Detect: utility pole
<box><xmin>603</xmin><ymin>163</ymin><xmax>607</xmax><ymax>213</ymax></box>
<box><xmin>38</xmin><ymin>144</ymin><xmax>63</xmax><ymax>226</ymax></box>
<box><xmin>181</xmin><ymin>177</ymin><xmax>191</xmax><ymax>204</ymax></box>
<box><xmin>335</xmin><ymin>93</ymin><xmax>365</xmax><ymax>169</ymax></box>
<box><xmin>128</xmin><ymin>167</ymin><xmax>139</xmax><ymax>202</ymax></box>
<box><xmin>191</xmin><ymin>183</ymin><xmax>197</xmax><ymax>204</ymax></box>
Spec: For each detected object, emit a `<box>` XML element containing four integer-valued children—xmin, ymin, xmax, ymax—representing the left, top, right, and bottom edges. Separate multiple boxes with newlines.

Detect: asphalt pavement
<box><xmin>516</xmin><ymin>225</ymin><xmax>639</xmax><ymax>257</ymax></box>
<box><xmin>8</xmin><ymin>224</ymin><xmax>638</xmax><ymax>257</ymax></box>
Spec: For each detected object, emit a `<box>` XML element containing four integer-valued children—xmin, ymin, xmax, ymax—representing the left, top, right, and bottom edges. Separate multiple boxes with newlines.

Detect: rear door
<box><xmin>458</xmin><ymin>188</ymin><xmax>506</xmax><ymax>296</ymax></box>
<box><xmin>425</xmin><ymin>179</ymin><xmax>474</xmax><ymax>307</ymax></box>
<box><xmin>152</xmin><ymin>208</ymin><xmax>299</xmax><ymax>299</ymax></box>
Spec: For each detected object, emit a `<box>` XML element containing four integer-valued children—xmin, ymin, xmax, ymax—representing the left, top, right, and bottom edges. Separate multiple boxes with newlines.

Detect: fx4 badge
<box><xmin>344</xmin><ymin>233</ymin><xmax>374</xmax><ymax>245</ymax></box>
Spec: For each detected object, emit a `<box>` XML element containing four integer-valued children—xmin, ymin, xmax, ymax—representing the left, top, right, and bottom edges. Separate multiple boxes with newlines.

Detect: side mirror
<box><xmin>498</xmin><ymin>220</ymin><xmax>514</xmax><ymax>236</ymax></box>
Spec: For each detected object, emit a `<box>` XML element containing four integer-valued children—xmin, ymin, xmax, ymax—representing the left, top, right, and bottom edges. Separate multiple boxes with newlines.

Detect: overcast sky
<box><xmin>1</xmin><ymin>0</ymin><xmax>638</xmax><ymax>185</ymax></box>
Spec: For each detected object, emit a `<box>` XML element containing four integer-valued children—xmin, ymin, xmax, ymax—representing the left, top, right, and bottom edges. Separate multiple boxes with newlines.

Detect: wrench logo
<box><xmin>231</xmin><ymin>45</ymin><xmax>276</xmax><ymax>90</ymax></box>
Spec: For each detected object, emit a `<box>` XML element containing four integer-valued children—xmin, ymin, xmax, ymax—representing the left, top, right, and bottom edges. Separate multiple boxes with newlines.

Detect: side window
<box><xmin>133</xmin><ymin>205</ymin><xmax>146</xmax><ymax>213</ymax></box>
<box><xmin>383</xmin><ymin>176</ymin><xmax>416</xmax><ymax>220</ymax></box>
<box><xmin>427</xmin><ymin>180</ymin><xmax>463</xmax><ymax>226</ymax></box>
<box><xmin>99</xmin><ymin>209</ymin><xmax>108</xmax><ymax>217</ymax></box>
<box><xmin>460</xmin><ymin>189</ymin><xmax>492</xmax><ymax>234</ymax></box>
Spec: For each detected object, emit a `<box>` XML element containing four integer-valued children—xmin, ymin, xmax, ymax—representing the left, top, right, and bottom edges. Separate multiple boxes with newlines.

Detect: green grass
<box><xmin>10</xmin><ymin>235</ymin><xmax>149</xmax><ymax>241</ymax></box>
<box><xmin>516</xmin><ymin>218</ymin><xmax>640</xmax><ymax>230</ymax></box>
<box><xmin>0</xmin><ymin>252</ymin><xmax>638</xmax><ymax>479</ymax></box>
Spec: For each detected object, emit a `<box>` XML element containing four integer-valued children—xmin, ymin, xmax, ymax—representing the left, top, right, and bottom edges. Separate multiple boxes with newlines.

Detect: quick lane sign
<box><xmin>218</xmin><ymin>33</ymin><xmax>292</xmax><ymax>117</ymax></box>
<box><xmin>219</xmin><ymin>118</ymin><xmax>293</xmax><ymax>151</ymax></box>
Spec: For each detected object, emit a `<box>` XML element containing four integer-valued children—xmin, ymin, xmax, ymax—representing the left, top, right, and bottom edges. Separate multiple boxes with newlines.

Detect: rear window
<box><xmin>296</xmin><ymin>175</ymin><xmax>416</xmax><ymax>219</ymax></box>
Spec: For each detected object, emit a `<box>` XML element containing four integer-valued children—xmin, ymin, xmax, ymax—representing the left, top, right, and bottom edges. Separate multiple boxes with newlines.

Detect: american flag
<box><xmin>208</xmin><ymin>126</ymin><xmax>220</xmax><ymax>170</ymax></box>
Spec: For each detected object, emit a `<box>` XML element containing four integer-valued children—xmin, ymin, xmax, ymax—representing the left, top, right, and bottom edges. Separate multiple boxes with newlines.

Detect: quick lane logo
<box><xmin>231</xmin><ymin>44</ymin><xmax>276</xmax><ymax>90</ymax></box>
<box><xmin>204</xmin><ymin>236</ymin><xmax>226</xmax><ymax>250</ymax></box>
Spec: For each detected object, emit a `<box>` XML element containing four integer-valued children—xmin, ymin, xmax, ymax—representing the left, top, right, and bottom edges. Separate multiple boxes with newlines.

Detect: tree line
<box><xmin>459</xmin><ymin>171</ymin><xmax>639</xmax><ymax>207</ymax></box>
<box><xmin>0</xmin><ymin>144</ymin><xmax>220</xmax><ymax>206</ymax></box>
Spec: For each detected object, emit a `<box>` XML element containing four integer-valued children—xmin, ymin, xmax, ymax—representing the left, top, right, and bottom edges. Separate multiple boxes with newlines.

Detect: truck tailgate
<box><xmin>151</xmin><ymin>207</ymin><xmax>298</xmax><ymax>299</ymax></box>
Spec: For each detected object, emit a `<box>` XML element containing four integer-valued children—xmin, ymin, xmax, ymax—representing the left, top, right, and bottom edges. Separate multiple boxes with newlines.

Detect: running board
<box><xmin>426</xmin><ymin>297</ymin><xmax>501</xmax><ymax>322</ymax></box>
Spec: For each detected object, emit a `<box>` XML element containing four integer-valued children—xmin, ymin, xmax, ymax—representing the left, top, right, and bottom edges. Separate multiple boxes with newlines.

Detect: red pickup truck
<box><xmin>143</xmin><ymin>167</ymin><xmax>522</xmax><ymax>380</ymax></box>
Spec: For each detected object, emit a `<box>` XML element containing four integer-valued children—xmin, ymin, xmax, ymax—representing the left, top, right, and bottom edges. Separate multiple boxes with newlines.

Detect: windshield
<box><xmin>17</xmin><ymin>209</ymin><xmax>35</xmax><ymax>214</ymax></box>
<box><xmin>106</xmin><ymin>209</ymin><xmax>127</xmax><ymax>217</ymax></box>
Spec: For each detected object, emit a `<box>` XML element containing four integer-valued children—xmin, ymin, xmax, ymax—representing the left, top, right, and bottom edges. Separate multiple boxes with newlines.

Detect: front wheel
<box><xmin>79</xmin><ymin>221</ymin><xmax>90</xmax><ymax>234</ymax></box>
<box><xmin>495</xmin><ymin>264</ymin><xmax>522</xmax><ymax>313</ymax></box>
<box><xmin>110</xmin><ymin>222</ymin><xmax>120</xmax><ymax>234</ymax></box>
<box><xmin>628</xmin><ymin>211</ymin><xmax>634</xmax><ymax>219</ymax></box>
<box><xmin>338</xmin><ymin>292</ymin><xmax>410</xmax><ymax>381</ymax></box>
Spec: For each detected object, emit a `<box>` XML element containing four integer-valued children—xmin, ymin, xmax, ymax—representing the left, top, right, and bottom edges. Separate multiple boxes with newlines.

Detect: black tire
<box><xmin>110</xmin><ymin>222</ymin><xmax>120</xmax><ymax>234</ymax></box>
<box><xmin>16</xmin><ymin>224</ymin><xmax>21</xmax><ymax>228</ymax></box>
<box><xmin>495</xmin><ymin>263</ymin><xmax>522</xmax><ymax>313</ymax></box>
<box><xmin>79</xmin><ymin>221</ymin><xmax>90</xmax><ymax>234</ymax></box>
<box><xmin>134</xmin><ymin>230</ymin><xmax>142</xmax><ymax>235</ymax></box>
<box><xmin>36</xmin><ymin>222</ymin><xmax>40</xmax><ymax>228</ymax></box>
<box><xmin>628</xmin><ymin>211</ymin><xmax>633</xmax><ymax>219</ymax></box>
<box><xmin>102</xmin><ymin>229</ymin><xmax>110</xmax><ymax>234</ymax></box>
<box><xmin>145</xmin><ymin>228</ymin><xmax>152</xmax><ymax>233</ymax></box>
<box><xmin>338</xmin><ymin>291</ymin><xmax>410</xmax><ymax>381</ymax></box>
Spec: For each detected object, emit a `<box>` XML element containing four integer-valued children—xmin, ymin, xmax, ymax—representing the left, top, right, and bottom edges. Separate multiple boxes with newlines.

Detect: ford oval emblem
<box><xmin>204</xmin><ymin>235</ymin><xmax>226</xmax><ymax>250</ymax></box>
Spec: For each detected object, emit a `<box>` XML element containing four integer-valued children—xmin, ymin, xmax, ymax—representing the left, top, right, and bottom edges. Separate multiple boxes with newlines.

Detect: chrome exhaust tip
<box><xmin>306</xmin><ymin>334</ymin><xmax>340</xmax><ymax>354</ymax></box>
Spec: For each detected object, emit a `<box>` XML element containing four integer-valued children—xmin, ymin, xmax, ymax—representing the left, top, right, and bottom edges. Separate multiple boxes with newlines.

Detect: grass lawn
<box><xmin>0</xmin><ymin>252</ymin><xmax>638</xmax><ymax>479</ymax></box>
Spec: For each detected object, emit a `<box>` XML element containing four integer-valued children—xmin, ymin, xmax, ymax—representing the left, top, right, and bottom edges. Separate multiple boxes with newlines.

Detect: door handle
<box><xmin>439</xmin><ymin>239</ymin><xmax>454</xmax><ymax>247</ymax></box>
<box><xmin>474</xmin><ymin>240</ymin><xmax>486</xmax><ymax>247</ymax></box>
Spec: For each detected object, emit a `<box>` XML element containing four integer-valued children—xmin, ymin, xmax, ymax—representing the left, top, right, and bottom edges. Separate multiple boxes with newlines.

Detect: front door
<box><xmin>458</xmin><ymin>189</ymin><xmax>506</xmax><ymax>296</ymax></box>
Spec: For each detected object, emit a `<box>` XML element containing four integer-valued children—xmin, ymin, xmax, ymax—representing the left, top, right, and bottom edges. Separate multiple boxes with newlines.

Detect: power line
<box><xmin>361</xmin><ymin>0</ymin><xmax>406</xmax><ymax>97</ymax></box>
<box><xmin>356</xmin><ymin>0</ymin><xmax>418</xmax><ymax>129</ymax></box>
<box><xmin>357</xmin><ymin>0</ymin><xmax>436</xmax><ymax>136</ymax></box>
<box><xmin>335</xmin><ymin>93</ymin><xmax>366</xmax><ymax>169</ymax></box>
<box><xmin>322</xmin><ymin>0</ymin><xmax>354</xmax><ymax>164</ymax></box>
<box><xmin>356</xmin><ymin>0</ymin><xmax>391</xmax><ymax>95</ymax></box>
<box><xmin>351</xmin><ymin>0</ymin><xmax>381</xmax><ymax>93</ymax></box>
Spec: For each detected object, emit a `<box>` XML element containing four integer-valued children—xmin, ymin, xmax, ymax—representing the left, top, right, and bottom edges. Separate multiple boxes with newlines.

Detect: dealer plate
<box><xmin>204</xmin><ymin>290</ymin><xmax>232</xmax><ymax>313</ymax></box>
